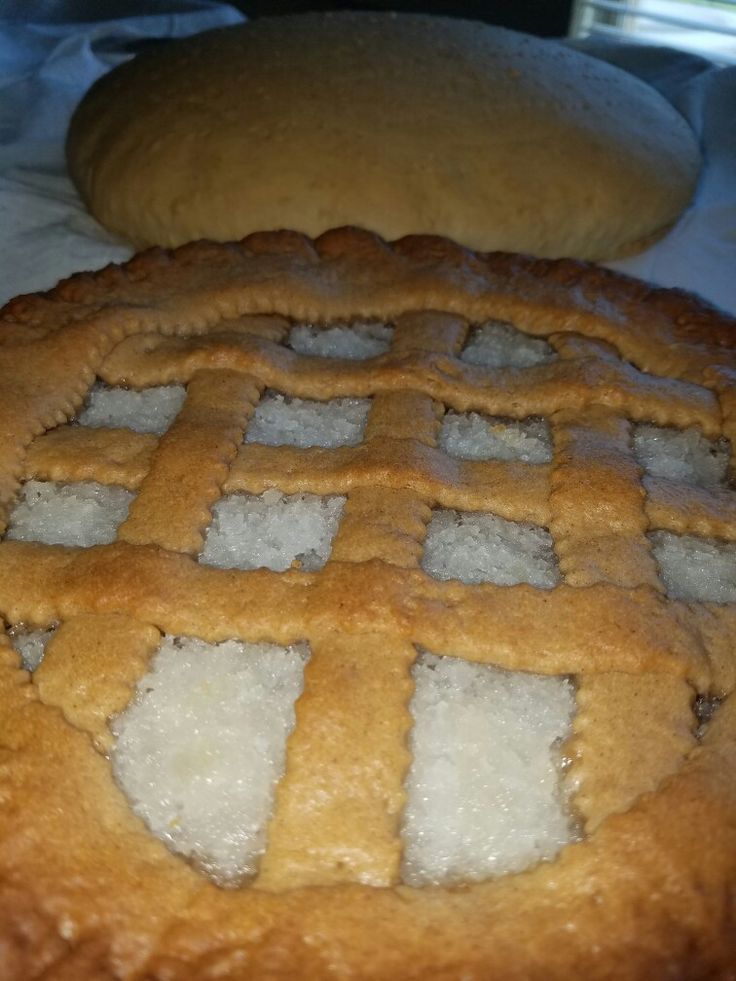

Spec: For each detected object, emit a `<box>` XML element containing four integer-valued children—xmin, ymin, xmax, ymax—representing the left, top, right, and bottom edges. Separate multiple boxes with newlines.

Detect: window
<box><xmin>571</xmin><ymin>0</ymin><xmax>736</xmax><ymax>64</ymax></box>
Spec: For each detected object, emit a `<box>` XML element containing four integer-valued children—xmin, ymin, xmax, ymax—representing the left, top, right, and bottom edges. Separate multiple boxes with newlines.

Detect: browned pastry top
<box><xmin>65</xmin><ymin>13</ymin><xmax>701</xmax><ymax>259</ymax></box>
<box><xmin>0</xmin><ymin>228</ymin><xmax>735</xmax><ymax>979</ymax></box>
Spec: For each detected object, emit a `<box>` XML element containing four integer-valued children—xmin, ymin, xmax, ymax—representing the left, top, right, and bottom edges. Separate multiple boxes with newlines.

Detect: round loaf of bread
<box><xmin>66</xmin><ymin>12</ymin><xmax>701</xmax><ymax>259</ymax></box>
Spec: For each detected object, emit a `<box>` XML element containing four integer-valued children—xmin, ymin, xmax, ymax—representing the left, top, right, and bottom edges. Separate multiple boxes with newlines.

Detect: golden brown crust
<box><xmin>65</xmin><ymin>13</ymin><xmax>701</xmax><ymax>261</ymax></box>
<box><xmin>1</xmin><ymin>228</ymin><xmax>736</xmax><ymax>978</ymax></box>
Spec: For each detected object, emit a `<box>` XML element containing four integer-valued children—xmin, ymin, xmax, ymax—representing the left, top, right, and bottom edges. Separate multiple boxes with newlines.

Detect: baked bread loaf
<box><xmin>66</xmin><ymin>12</ymin><xmax>701</xmax><ymax>260</ymax></box>
<box><xmin>1</xmin><ymin>228</ymin><xmax>735</xmax><ymax>978</ymax></box>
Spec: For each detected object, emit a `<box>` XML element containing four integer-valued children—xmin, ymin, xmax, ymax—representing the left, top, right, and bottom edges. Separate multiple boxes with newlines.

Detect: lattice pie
<box><xmin>1</xmin><ymin>228</ymin><xmax>735</xmax><ymax>978</ymax></box>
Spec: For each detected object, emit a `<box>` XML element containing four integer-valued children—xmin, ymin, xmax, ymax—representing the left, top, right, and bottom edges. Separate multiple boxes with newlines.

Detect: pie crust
<box><xmin>66</xmin><ymin>13</ymin><xmax>701</xmax><ymax>260</ymax></box>
<box><xmin>0</xmin><ymin>227</ymin><xmax>735</xmax><ymax>979</ymax></box>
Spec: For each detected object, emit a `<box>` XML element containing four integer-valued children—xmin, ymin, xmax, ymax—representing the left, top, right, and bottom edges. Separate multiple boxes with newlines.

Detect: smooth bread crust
<box><xmin>1</xmin><ymin>229</ymin><xmax>736</xmax><ymax>978</ymax></box>
<box><xmin>66</xmin><ymin>12</ymin><xmax>701</xmax><ymax>259</ymax></box>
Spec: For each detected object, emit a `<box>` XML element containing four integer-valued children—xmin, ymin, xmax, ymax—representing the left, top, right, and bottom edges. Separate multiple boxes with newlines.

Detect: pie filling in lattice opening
<box><xmin>111</xmin><ymin>636</ymin><xmax>309</xmax><ymax>887</ymax></box>
<box><xmin>650</xmin><ymin>530</ymin><xmax>736</xmax><ymax>603</ymax></box>
<box><xmin>634</xmin><ymin>423</ymin><xmax>731</xmax><ymax>489</ymax></box>
<box><xmin>6</xmin><ymin>480</ymin><xmax>134</xmax><ymax>547</ymax></box>
<box><xmin>201</xmin><ymin>491</ymin><xmax>346</xmax><ymax>572</ymax></box>
<box><xmin>246</xmin><ymin>392</ymin><xmax>371</xmax><ymax>448</ymax></box>
<box><xmin>402</xmin><ymin>651</ymin><xmax>576</xmax><ymax>886</ymax></box>
<box><xmin>460</xmin><ymin>320</ymin><xmax>556</xmax><ymax>368</ymax></box>
<box><xmin>439</xmin><ymin>411</ymin><xmax>552</xmax><ymax>463</ymax></box>
<box><xmin>77</xmin><ymin>383</ymin><xmax>187</xmax><ymax>435</ymax></box>
<box><xmin>288</xmin><ymin>320</ymin><xmax>394</xmax><ymax>360</ymax></box>
<box><xmin>421</xmin><ymin>508</ymin><xmax>559</xmax><ymax>589</ymax></box>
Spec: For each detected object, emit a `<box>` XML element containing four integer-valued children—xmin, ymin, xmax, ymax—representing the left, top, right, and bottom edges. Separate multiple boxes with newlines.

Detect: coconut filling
<box><xmin>422</xmin><ymin>509</ymin><xmax>559</xmax><ymax>589</ymax></box>
<box><xmin>288</xmin><ymin>321</ymin><xmax>393</xmax><ymax>360</ymax></box>
<box><xmin>6</xmin><ymin>480</ymin><xmax>133</xmax><ymax>547</ymax></box>
<box><xmin>245</xmin><ymin>392</ymin><xmax>371</xmax><ymax>449</ymax></box>
<box><xmin>633</xmin><ymin>423</ymin><xmax>736</xmax><ymax>603</ymax></box>
<box><xmin>403</xmin><ymin>654</ymin><xmax>575</xmax><ymax>886</ymax></box>
<box><xmin>77</xmin><ymin>383</ymin><xmax>187</xmax><ymax>434</ymax></box>
<box><xmin>460</xmin><ymin>320</ymin><xmax>556</xmax><ymax>369</ymax></box>
<box><xmin>201</xmin><ymin>491</ymin><xmax>346</xmax><ymax>572</ymax></box>
<box><xmin>440</xmin><ymin>412</ymin><xmax>552</xmax><ymax>464</ymax></box>
<box><xmin>8</xmin><ymin>629</ymin><xmax>575</xmax><ymax>890</ymax></box>
<box><xmin>111</xmin><ymin>637</ymin><xmax>309</xmax><ymax>886</ymax></box>
<box><xmin>634</xmin><ymin>423</ymin><xmax>730</xmax><ymax>488</ymax></box>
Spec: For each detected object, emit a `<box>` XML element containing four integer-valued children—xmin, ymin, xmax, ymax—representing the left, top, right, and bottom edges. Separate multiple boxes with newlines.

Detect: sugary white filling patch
<box><xmin>402</xmin><ymin>652</ymin><xmax>575</xmax><ymax>885</ymax></box>
<box><xmin>77</xmin><ymin>383</ymin><xmax>187</xmax><ymax>435</ymax></box>
<box><xmin>288</xmin><ymin>321</ymin><xmax>393</xmax><ymax>360</ymax></box>
<box><xmin>422</xmin><ymin>509</ymin><xmax>558</xmax><ymax>588</ymax></box>
<box><xmin>461</xmin><ymin>321</ymin><xmax>555</xmax><ymax>369</ymax></box>
<box><xmin>201</xmin><ymin>490</ymin><xmax>345</xmax><ymax>572</ymax></box>
<box><xmin>650</xmin><ymin>530</ymin><xmax>736</xmax><ymax>603</ymax></box>
<box><xmin>634</xmin><ymin>424</ymin><xmax>730</xmax><ymax>488</ymax></box>
<box><xmin>9</xmin><ymin>626</ymin><xmax>54</xmax><ymax>671</ymax></box>
<box><xmin>246</xmin><ymin>392</ymin><xmax>370</xmax><ymax>448</ymax></box>
<box><xmin>440</xmin><ymin>411</ymin><xmax>552</xmax><ymax>463</ymax></box>
<box><xmin>111</xmin><ymin>636</ymin><xmax>307</xmax><ymax>886</ymax></box>
<box><xmin>6</xmin><ymin>480</ymin><xmax>133</xmax><ymax>547</ymax></box>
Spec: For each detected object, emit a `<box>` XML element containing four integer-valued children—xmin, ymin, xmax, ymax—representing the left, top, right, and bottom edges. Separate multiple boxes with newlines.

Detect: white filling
<box><xmin>9</xmin><ymin>627</ymin><xmax>54</xmax><ymax>671</ymax></box>
<box><xmin>77</xmin><ymin>383</ymin><xmax>187</xmax><ymax>435</ymax></box>
<box><xmin>422</xmin><ymin>509</ymin><xmax>558</xmax><ymax>588</ymax></box>
<box><xmin>246</xmin><ymin>393</ymin><xmax>370</xmax><ymax>448</ymax></box>
<box><xmin>403</xmin><ymin>653</ymin><xmax>575</xmax><ymax>885</ymax></box>
<box><xmin>201</xmin><ymin>490</ymin><xmax>345</xmax><ymax>572</ymax></box>
<box><xmin>634</xmin><ymin>424</ymin><xmax>730</xmax><ymax>488</ymax></box>
<box><xmin>461</xmin><ymin>321</ymin><xmax>555</xmax><ymax>369</ymax></box>
<box><xmin>440</xmin><ymin>411</ymin><xmax>552</xmax><ymax>463</ymax></box>
<box><xmin>111</xmin><ymin>636</ymin><xmax>307</xmax><ymax>886</ymax></box>
<box><xmin>651</xmin><ymin>530</ymin><xmax>736</xmax><ymax>603</ymax></box>
<box><xmin>288</xmin><ymin>321</ymin><xmax>393</xmax><ymax>360</ymax></box>
<box><xmin>6</xmin><ymin>480</ymin><xmax>133</xmax><ymax>547</ymax></box>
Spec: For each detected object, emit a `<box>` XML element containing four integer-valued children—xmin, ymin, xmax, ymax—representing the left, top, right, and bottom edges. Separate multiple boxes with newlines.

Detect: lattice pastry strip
<box><xmin>226</xmin><ymin>442</ymin><xmax>550</xmax><ymax>525</ymax></box>
<box><xmin>97</xmin><ymin>314</ymin><xmax>291</xmax><ymax>385</ymax></box>
<box><xmin>256</xmin><ymin>631</ymin><xmax>416</xmax><ymax>890</ymax></box>
<box><xmin>566</xmin><ymin>672</ymin><xmax>696</xmax><ymax>833</ymax></box>
<box><xmin>644</xmin><ymin>478</ymin><xmax>736</xmax><ymax>541</ymax></box>
<box><xmin>25</xmin><ymin>426</ymin><xmax>156</xmax><ymax>490</ymax></box>
<box><xmin>364</xmin><ymin>390</ymin><xmax>443</xmax><ymax>445</ymax></box>
<box><xmin>330</xmin><ymin>487</ymin><xmax>432</xmax><ymax>567</ymax></box>
<box><xmin>118</xmin><ymin>369</ymin><xmax>261</xmax><ymax>553</ymax></box>
<box><xmin>389</xmin><ymin>310</ymin><xmax>468</xmax><ymax>356</ymax></box>
<box><xmin>327</xmin><ymin>391</ymin><xmax>439</xmax><ymax>567</ymax></box>
<box><xmin>94</xmin><ymin>328</ymin><xmax>721</xmax><ymax>434</ymax></box>
<box><xmin>0</xmin><ymin>320</ymin><xmax>131</xmax><ymax>527</ymax></box>
<box><xmin>22</xmin><ymin>421</ymin><xmax>551</xmax><ymax>527</ymax></box>
<box><xmin>549</xmin><ymin>405</ymin><xmax>661</xmax><ymax>589</ymax></box>
<box><xmin>0</xmin><ymin>638</ymin><xmax>200</xmax><ymax>971</ymax></box>
<box><xmin>0</xmin><ymin>540</ymin><xmax>704</xmax><ymax>684</ymax></box>
<box><xmin>31</xmin><ymin>614</ymin><xmax>160</xmax><ymax>753</ymax></box>
<box><xmin>705</xmin><ymin>366</ymin><xmax>736</xmax><ymax>487</ymax></box>
<box><xmin>675</xmin><ymin>605</ymin><xmax>736</xmax><ymax>696</ymax></box>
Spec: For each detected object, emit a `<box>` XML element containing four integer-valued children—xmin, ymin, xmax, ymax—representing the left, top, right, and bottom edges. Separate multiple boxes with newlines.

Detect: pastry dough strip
<box><xmin>95</xmin><ymin>329</ymin><xmax>721</xmax><ymax>435</ymax></box>
<box><xmin>118</xmin><ymin>369</ymin><xmax>260</xmax><ymax>554</ymax></box>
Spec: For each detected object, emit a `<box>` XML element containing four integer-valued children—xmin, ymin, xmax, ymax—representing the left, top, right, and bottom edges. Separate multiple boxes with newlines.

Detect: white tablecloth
<box><xmin>1</xmin><ymin>4</ymin><xmax>734</xmax><ymax>315</ymax></box>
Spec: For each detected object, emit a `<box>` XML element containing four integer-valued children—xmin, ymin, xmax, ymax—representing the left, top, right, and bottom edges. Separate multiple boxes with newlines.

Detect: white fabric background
<box><xmin>1</xmin><ymin>4</ymin><xmax>734</xmax><ymax>315</ymax></box>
